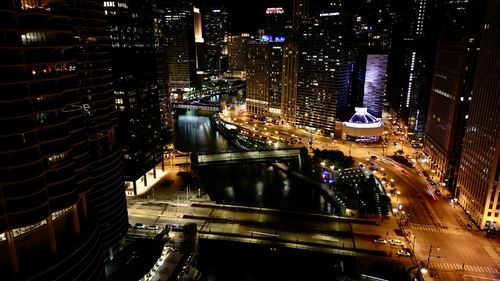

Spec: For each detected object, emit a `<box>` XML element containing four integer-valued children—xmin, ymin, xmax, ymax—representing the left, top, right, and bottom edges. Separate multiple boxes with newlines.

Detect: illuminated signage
<box><xmin>266</xmin><ymin>8</ymin><xmax>284</xmax><ymax>14</ymax></box>
<box><xmin>319</xmin><ymin>12</ymin><xmax>340</xmax><ymax>17</ymax></box>
<box><xmin>261</xmin><ymin>35</ymin><xmax>286</xmax><ymax>42</ymax></box>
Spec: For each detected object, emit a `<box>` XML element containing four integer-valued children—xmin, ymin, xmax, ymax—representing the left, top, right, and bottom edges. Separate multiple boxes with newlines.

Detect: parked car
<box><xmin>374</xmin><ymin>238</ymin><xmax>387</xmax><ymax>244</ymax></box>
<box><xmin>389</xmin><ymin>239</ymin><xmax>404</xmax><ymax>246</ymax></box>
<box><xmin>134</xmin><ymin>223</ymin><xmax>145</xmax><ymax>229</ymax></box>
<box><xmin>148</xmin><ymin>224</ymin><xmax>159</xmax><ymax>230</ymax></box>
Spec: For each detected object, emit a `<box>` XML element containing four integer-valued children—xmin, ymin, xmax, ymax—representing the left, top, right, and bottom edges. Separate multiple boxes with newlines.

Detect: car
<box><xmin>134</xmin><ymin>223</ymin><xmax>145</xmax><ymax>229</ymax></box>
<box><xmin>370</xmin><ymin>155</ymin><xmax>377</xmax><ymax>160</ymax></box>
<box><xmin>148</xmin><ymin>224</ymin><xmax>159</xmax><ymax>230</ymax></box>
<box><xmin>434</xmin><ymin>189</ymin><xmax>441</xmax><ymax>196</ymax></box>
<box><xmin>373</xmin><ymin>238</ymin><xmax>387</xmax><ymax>244</ymax></box>
<box><xmin>389</xmin><ymin>239</ymin><xmax>404</xmax><ymax>246</ymax></box>
<box><xmin>169</xmin><ymin>223</ymin><xmax>184</xmax><ymax>231</ymax></box>
<box><xmin>397</xmin><ymin>249</ymin><xmax>412</xmax><ymax>257</ymax></box>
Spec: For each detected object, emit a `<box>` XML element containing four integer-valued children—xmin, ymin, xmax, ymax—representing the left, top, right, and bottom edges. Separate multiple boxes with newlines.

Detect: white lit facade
<box><xmin>363</xmin><ymin>54</ymin><xmax>388</xmax><ymax>118</ymax></box>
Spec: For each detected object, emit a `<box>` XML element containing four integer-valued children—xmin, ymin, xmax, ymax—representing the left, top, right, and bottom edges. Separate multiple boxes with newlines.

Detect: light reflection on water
<box><xmin>174</xmin><ymin>112</ymin><xmax>331</xmax><ymax>214</ymax></box>
<box><xmin>173</xmin><ymin>112</ymin><xmax>233</xmax><ymax>153</ymax></box>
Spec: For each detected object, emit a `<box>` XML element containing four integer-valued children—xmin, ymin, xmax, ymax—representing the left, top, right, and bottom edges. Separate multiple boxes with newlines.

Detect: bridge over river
<box><xmin>192</xmin><ymin>148</ymin><xmax>302</xmax><ymax>167</ymax></box>
<box><xmin>127</xmin><ymin>199</ymin><xmax>409</xmax><ymax>263</ymax></box>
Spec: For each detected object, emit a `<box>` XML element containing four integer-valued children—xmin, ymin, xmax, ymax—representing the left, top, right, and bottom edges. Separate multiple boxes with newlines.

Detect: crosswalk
<box><xmin>410</xmin><ymin>224</ymin><xmax>473</xmax><ymax>236</ymax></box>
<box><xmin>430</xmin><ymin>261</ymin><xmax>499</xmax><ymax>274</ymax></box>
<box><xmin>483</xmin><ymin>246</ymin><xmax>500</xmax><ymax>260</ymax></box>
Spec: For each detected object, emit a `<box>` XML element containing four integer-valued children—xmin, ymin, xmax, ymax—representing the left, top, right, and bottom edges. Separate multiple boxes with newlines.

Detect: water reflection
<box><xmin>173</xmin><ymin>112</ymin><xmax>233</xmax><ymax>153</ymax></box>
<box><xmin>174</xmin><ymin>112</ymin><xmax>331</xmax><ymax>214</ymax></box>
<box><xmin>198</xmin><ymin>163</ymin><xmax>331</xmax><ymax>214</ymax></box>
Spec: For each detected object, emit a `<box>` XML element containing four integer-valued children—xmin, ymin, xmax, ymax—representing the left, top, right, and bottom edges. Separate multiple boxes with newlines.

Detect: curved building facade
<box><xmin>74</xmin><ymin>0</ymin><xmax>128</xmax><ymax>257</ymax></box>
<box><xmin>0</xmin><ymin>0</ymin><xmax>127</xmax><ymax>278</ymax></box>
<box><xmin>342</xmin><ymin>107</ymin><xmax>384</xmax><ymax>142</ymax></box>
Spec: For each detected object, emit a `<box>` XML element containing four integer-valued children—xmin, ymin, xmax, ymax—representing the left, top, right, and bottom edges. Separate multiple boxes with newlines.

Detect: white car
<box><xmin>134</xmin><ymin>223</ymin><xmax>145</xmax><ymax>229</ymax></box>
<box><xmin>148</xmin><ymin>224</ymin><xmax>159</xmax><ymax>230</ymax></box>
<box><xmin>373</xmin><ymin>238</ymin><xmax>387</xmax><ymax>244</ymax></box>
<box><xmin>389</xmin><ymin>239</ymin><xmax>404</xmax><ymax>246</ymax></box>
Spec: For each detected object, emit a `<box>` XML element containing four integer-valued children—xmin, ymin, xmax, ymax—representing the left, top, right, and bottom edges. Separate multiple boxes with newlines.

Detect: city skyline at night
<box><xmin>1</xmin><ymin>0</ymin><xmax>499</xmax><ymax>281</ymax></box>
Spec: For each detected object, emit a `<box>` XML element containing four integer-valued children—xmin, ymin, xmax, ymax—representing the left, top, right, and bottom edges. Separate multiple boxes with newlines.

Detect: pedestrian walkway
<box><xmin>410</xmin><ymin>224</ymin><xmax>473</xmax><ymax>236</ymax></box>
<box><xmin>429</xmin><ymin>261</ymin><xmax>499</xmax><ymax>274</ymax></box>
<box><xmin>483</xmin><ymin>245</ymin><xmax>500</xmax><ymax>261</ymax></box>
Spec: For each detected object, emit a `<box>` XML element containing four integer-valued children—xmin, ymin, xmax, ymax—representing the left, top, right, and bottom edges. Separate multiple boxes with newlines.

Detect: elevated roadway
<box><xmin>194</xmin><ymin>148</ymin><xmax>301</xmax><ymax>167</ymax></box>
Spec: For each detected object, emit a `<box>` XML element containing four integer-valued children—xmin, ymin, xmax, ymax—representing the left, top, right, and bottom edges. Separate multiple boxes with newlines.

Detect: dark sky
<box><xmin>194</xmin><ymin>0</ymin><xmax>291</xmax><ymax>34</ymax></box>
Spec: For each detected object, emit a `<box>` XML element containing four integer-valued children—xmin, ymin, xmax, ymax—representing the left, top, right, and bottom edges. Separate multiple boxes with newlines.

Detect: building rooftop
<box><xmin>347</xmin><ymin>107</ymin><xmax>380</xmax><ymax>124</ymax></box>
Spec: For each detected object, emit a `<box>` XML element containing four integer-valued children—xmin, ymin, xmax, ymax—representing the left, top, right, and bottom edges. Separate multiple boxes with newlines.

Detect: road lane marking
<box><xmin>430</xmin><ymin>262</ymin><xmax>499</xmax><ymax>274</ymax></box>
<box><xmin>410</xmin><ymin>224</ymin><xmax>472</xmax><ymax>236</ymax></box>
<box><xmin>463</xmin><ymin>275</ymin><xmax>500</xmax><ymax>280</ymax></box>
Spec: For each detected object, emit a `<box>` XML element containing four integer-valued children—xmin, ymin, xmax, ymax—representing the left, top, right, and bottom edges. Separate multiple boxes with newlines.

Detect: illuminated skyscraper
<box><xmin>268</xmin><ymin>40</ymin><xmax>284</xmax><ymax>122</ymax></box>
<box><xmin>227</xmin><ymin>34</ymin><xmax>250</xmax><ymax>76</ymax></box>
<box><xmin>153</xmin><ymin>0</ymin><xmax>173</xmax><ymax>134</ymax></box>
<box><xmin>105</xmin><ymin>0</ymin><xmax>163</xmax><ymax>193</ymax></box>
<box><xmin>163</xmin><ymin>0</ymin><xmax>196</xmax><ymax>98</ymax></box>
<box><xmin>393</xmin><ymin>0</ymin><xmax>441</xmax><ymax>137</ymax></box>
<box><xmin>204</xmin><ymin>7</ymin><xmax>230</xmax><ymax>75</ymax></box>
<box><xmin>193</xmin><ymin>6</ymin><xmax>205</xmax><ymax>86</ymax></box>
<box><xmin>363</xmin><ymin>54</ymin><xmax>388</xmax><ymax>118</ymax></box>
<box><xmin>454</xmin><ymin>0</ymin><xmax>500</xmax><ymax>232</ymax></box>
<box><xmin>246</xmin><ymin>42</ymin><xmax>270</xmax><ymax>119</ymax></box>
<box><xmin>280</xmin><ymin>41</ymin><xmax>299</xmax><ymax>126</ymax></box>
<box><xmin>280</xmin><ymin>0</ymin><xmax>306</xmax><ymax>127</ymax></box>
<box><xmin>295</xmin><ymin>1</ymin><xmax>353</xmax><ymax>136</ymax></box>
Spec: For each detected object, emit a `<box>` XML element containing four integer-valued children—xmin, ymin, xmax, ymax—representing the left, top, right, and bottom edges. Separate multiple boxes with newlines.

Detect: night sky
<box><xmin>194</xmin><ymin>0</ymin><xmax>291</xmax><ymax>34</ymax></box>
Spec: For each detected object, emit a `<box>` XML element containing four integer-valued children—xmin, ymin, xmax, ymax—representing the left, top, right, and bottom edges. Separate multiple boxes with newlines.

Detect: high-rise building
<box><xmin>204</xmin><ymin>7</ymin><xmax>230</xmax><ymax>75</ymax></box>
<box><xmin>399</xmin><ymin>0</ymin><xmax>441</xmax><ymax>137</ymax></box>
<box><xmin>280</xmin><ymin>0</ymin><xmax>306</xmax><ymax>127</ymax></box>
<box><xmin>455</xmin><ymin>0</ymin><xmax>500</xmax><ymax>232</ymax></box>
<box><xmin>385</xmin><ymin>0</ymin><xmax>412</xmax><ymax>120</ymax></box>
<box><xmin>265</xmin><ymin>7</ymin><xmax>289</xmax><ymax>37</ymax></box>
<box><xmin>351</xmin><ymin>0</ymin><xmax>393</xmax><ymax>52</ymax></box>
<box><xmin>227</xmin><ymin>34</ymin><xmax>250</xmax><ymax>76</ymax></box>
<box><xmin>363</xmin><ymin>54</ymin><xmax>388</xmax><ymax>118</ymax></box>
<box><xmin>246</xmin><ymin>42</ymin><xmax>270</xmax><ymax>119</ymax></box>
<box><xmin>292</xmin><ymin>0</ymin><xmax>309</xmax><ymax>32</ymax></box>
<box><xmin>280</xmin><ymin>41</ymin><xmax>299</xmax><ymax>126</ymax></box>
<box><xmin>268</xmin><ymin>41</ymin><xmax>284</xmax><ymax>122</ymax></box>
<box><xmin>0</xmin><ymin>0</ymin><xmax>130</xmax><ymax>278</ymax></box>
<box><xmin>153</xmin><ymin>0</ymin><xmax>172</xmax><ymax>134</ymax></box>
<box><xmin>163</xmin><ymin>0</ymin><xmax>196</xmax><ymax>99</ymax></box>
<box><xmin>105</xmin><ymin>0</ymin><xmax>163</xmax><ymax>194</ymax></box>
<box><xmin>193</xmin><ymin>6</ymin><xmax>205</xmax><ymax>86</ymax></box>
<box><xmin>423</xmin><ymin>42</ymin><xmax>475</xmax><ymax>192</ymax></box>
<box><xmin>77</xmin><ymin>0</ymin><xmax>128</xmax><ymax>260</ymax></box>
<box><xmin>423</xmin><ymin>0</ymin><xmax>485</xmax><ymax>193</ymax></box>
<box><xmin>294</xmin><ymin>1</ymin><xmax>353</xmax><ymax>136</ymax></box>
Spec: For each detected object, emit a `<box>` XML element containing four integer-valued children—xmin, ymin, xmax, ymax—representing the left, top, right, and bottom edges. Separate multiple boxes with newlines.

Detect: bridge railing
<box><xmin>196</xmin><ymin>148</ymin><xmax>301</xmax><ymax>164</ymax></box>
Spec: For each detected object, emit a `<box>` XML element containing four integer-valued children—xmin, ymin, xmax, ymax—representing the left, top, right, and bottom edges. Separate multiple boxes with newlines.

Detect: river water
<box><xmin>168</xmin><ymin>111</ymin><xmax>409</xmax><ymax>281</ymax></box>
<box><xmin>173</xmin><ymin>111</ymin><xmax>351</xmax><ymax>281</ymax></box>
<box><xmin>173</xmin><ymin>111</ymin><xmax>332</xmax><ymax>214</ymax></box>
